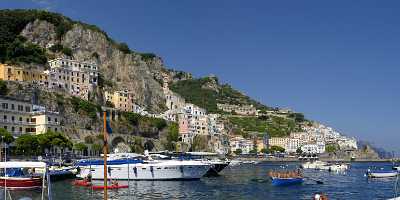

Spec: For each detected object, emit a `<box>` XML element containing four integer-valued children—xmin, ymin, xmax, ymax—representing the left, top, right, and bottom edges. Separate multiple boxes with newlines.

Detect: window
<box><xmin>3</xmin><ymin>126</ymin><xmax>7</xmax><ymax>130</ymax></box>
<box><xmin>48</xmin><ymin>117</ymin><xmax>51</xmax><ymax>122</ymax></box>
<box><xmin>19</xmin><ymin>127</ymin><xmax>22</xmax><ymax>132</ymax></box>
<box><xmin>25</xmin><ymin>106</ymin><xmax>30</xmax><ymax>112</ymax></box>
<box><xmin>11</xmin><ymin>116</ymin><xmax>14</xmax><ymax>121</ymax></box>
<box><xmin>19</xmin><ymin>117</ymin><xmax>22</xmax><ymax>121</ymax></box>
<box><xmin>2</xmin><ymin>103</ymin><xmax>8</xmax><ymax>109</ymax></box>
<box><xmin>55</xmin><ymin>118</ymin><xmax>58</xmax><ymax>122</ymax></box>
<box><xmin>55</xmin><ymin>128</ymin><xmax>58</xmax><ymax>131</ymax></box>
<box><xmin>11</xmin><ymin>127</ymin><xmax>15</xmax><ymax>132</ymax></box>
<box><xmin>11</xmin><ymin>104</ymin><xmax>14</xmax><ymax>110</ymax></box>
<box><xmin>18</xmin><ymin>105</ymin><xmax>23</xmax><ymax>111</ymax></box>
<box><xmin>3</xmin><ymin>115</ymin><xmax>7</xmax><ymax>120</ymax></box>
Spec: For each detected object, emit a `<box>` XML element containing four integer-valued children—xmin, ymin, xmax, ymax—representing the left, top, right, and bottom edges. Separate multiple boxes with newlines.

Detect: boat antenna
<box><xmin>103</xmin><ymin>111</ymin><xmax>108</xmax><ymax>200</ymax></box>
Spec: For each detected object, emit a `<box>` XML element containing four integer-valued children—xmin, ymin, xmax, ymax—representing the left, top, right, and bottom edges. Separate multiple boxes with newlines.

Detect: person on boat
<box><xmin>314</xmin><ymin>193</ymin><xmax>328</xmax><ymax>200</ymax></box>
<box><xmin>111</xmin><ymin>179</ymin><xmax>118</xmax><ymax>187</ymax></box>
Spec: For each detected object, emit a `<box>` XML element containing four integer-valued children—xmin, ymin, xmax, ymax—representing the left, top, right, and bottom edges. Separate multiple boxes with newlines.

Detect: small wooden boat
<box><xmin>366</xmin><ymin>170</ymin><xmax>398</xmax><ymax>178</ymax></box>
<box><xmin>271</xmin><ymin>177</ymin><xmax>304</xmax><ymax>186</ymax></box>
<box><xmin>91</xmin><ymin>184</ymin><xmax>129</xmax><ymax>190</ymax></box>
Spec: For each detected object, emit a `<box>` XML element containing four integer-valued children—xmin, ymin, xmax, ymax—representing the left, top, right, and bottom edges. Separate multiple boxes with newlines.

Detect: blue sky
<box><xmin>1</xmin><ymin>0</ymin><xmax>399</xmax><ymax>153</ymax></box>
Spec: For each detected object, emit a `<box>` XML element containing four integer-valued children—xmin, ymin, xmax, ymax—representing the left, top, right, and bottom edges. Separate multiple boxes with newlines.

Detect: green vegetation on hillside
<box><xmin>70</xmin><ymin>96</ymin><xmax>101</xmax><ymax>120</ymax></box>
<box><xmin>170</xmin><ymin>77</ymin><xmax>271</xmax><ymax>113</ymax></box>
<box><xmin>0</xmin><ymin>9</ymin><xmax>158</xmax><ymax>64</ymax></box>
<box><xmin>228</xmin><ymin>115</ymin><xmax>300</xmax><ymax>138</ymax></box>
<box><xmin>0</xmin><ymin>80</ymin><xmax>9</xmax><ymax>95</ymax></box>
<box><xmin>170</xmin><ymin>77</ymin><xmax>219</xmax><ymax>112</ymax></box>
<box><xmin>0</xmin><ymin>9</ymin><xmax>72</xmax><ymax>64</ymax></box>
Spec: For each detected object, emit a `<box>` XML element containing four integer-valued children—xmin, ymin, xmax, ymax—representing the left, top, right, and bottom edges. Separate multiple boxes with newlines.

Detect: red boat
<box><xmin>73</xmin><ymin>180</ymin><xmax>92</xmax><ymax>187</ymax></box>
<box><xmin>91</xmin><ymin>184</ymin><xmax>129</xmax><ymax>190</ymax></box>
<box><xmin>0</xmin><ymin>177</ymin><xmax>42</xmax><ymax>189</ymax></box>
<box><xmin>0</xmin><ymin>161</ymin><xmax>47</xmax><ymax>190</ymax></box>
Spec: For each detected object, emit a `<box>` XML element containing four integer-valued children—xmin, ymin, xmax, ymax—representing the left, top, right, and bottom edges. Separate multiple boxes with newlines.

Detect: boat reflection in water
<box><xmin>75</xmin><ymin>153</ymin><xmax>211</xmax><ymax>180</ymax></box>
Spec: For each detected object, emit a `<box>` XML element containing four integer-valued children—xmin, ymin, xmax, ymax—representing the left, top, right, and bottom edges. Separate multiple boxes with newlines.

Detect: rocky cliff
<box><xmin>20</xmin><ymin>18</ymin><xmax>167</xmax><ymax>113</ymax></box>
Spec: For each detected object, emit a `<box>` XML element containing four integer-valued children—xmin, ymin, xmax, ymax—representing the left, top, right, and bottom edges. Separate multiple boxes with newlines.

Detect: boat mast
<box><xmin>103</xmin><ymin>111</ymin><xmax>108</xmax><ymax>200</ymax></box>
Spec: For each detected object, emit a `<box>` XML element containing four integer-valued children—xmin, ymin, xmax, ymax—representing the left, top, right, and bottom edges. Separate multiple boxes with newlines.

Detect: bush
<box><xmin>234</xmin><ymin>149</ymin><xmax>242</xmax><ymax>155</ymax></box>
<box><xmin>117</xmin><ymin>42</ymin><xmax>130</xmax><ymax>54</ymax></box>
<box><xmin>70</xmin><ymin>97</ymin><xmax>101</xmax><ymax>119</ymax></box>
<box><xmin>139</xmin><ymin>53</ymin><xmax>156</xmax><ymax>61</ymax></box>
<box><xmin>270</xmin><ymin>145</ymin><xmax>285</xmax><ymax>153</ymax></box>
<box><xmin>0</xmin><ymin>80</ymin><xmax>8</xmax><ymax>95</ymax></box>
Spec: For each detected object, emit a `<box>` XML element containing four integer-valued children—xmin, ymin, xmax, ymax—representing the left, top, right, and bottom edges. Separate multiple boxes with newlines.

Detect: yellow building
<box><xmin>256</xmin><ymin>139</ymin><xmax>265</xmax><ymax>152</ymax></box>
<box><xmin>105</xmin><ymin>90</ymin><xmax>135</xmax><ymax>112</ymax></box>
<box><xmin>0</xmin><ymin>63</ymin><xmax>49</xmax><ymax>86</ymax></box>
<box><xmin>0</xmin><ymin>97</ymin><xmax>61</xmax><ymax>137</ymax></box>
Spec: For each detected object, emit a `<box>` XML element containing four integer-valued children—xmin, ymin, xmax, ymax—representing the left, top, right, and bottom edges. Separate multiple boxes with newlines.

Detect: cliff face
<box><xmin>20</xmin><ymin>19</ymin><xmax>166</xmax><ymax>113</ymax></box>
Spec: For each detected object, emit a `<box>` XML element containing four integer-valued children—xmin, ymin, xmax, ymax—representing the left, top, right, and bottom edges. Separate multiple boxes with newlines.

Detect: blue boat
<box><xmin>271</xmin><ymin>177</ymin><xmax>304</xmax><ymax>186</ymax></box>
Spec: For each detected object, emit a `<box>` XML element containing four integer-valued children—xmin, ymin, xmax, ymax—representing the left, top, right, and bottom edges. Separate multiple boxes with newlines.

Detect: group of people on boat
<box><xmin>268</xmin><ymin>169</ymin><xmax>303</xmax><ymax>178</ymax></box>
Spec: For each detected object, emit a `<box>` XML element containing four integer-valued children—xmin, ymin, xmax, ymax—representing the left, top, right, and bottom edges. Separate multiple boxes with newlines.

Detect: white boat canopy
<box><xmin>186</xmin><ymin>152</ymin><xmax>218</xmax><ymax>156</ymax></box>
<box><xmin>0</xmin><ymin>161</ymin><xmax>47</xmax><ymax>168</ymax></box>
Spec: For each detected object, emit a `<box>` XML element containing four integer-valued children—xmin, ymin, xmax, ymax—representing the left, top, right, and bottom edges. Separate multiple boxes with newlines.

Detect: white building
<box><xmin>230</xmin><ymin>136</ymin><xmax>254</xmax><ymax>154</ymax></box>
<box><xmin>48</xmin><ymin>58</ymin><xmax>98</xmax><ymax>100</ymax></box>
<box><xmin>285</xmin><ymin>138</ymin><xmax>300</xmax><ymax>153</ymax></box>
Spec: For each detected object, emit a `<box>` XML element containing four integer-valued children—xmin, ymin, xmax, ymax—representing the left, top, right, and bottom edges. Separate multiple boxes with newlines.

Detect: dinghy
<box><xmin>366</xmin><ymin>169</ymin><xmax>398</xmax><ymax>178</ymax></box>
<box><xmin>91</xmin><ymin>184</ymin><xmax>129</xmax><ymax>190</ymax></box>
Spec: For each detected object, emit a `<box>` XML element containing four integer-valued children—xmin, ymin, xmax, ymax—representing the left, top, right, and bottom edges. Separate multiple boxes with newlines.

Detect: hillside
<box><xmin>0</xmin><ymin>9</ymin><xmax>166</xmax><ymax>113</ymax></box>
<box><xmin>170</xmin><ymin>76</ymin><xmax>271</xmax><ymax>113</ymax></box>
<box><xmin>0</xmin><ymin>9</ymin><xmax>309</xmax><ymax>142</ymax></box>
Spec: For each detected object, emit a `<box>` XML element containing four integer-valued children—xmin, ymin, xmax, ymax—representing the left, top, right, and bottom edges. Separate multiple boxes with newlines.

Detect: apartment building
<box><xmin>268</xmin><ymin>137</ymin><xmax>289</xmax><ymax>149</ymax></box>
<box><xmin>105</xmin><ymin>90</ymin><xmax>135</xmax><ymax>112</ymax></box>
<box><xmin>0</xmin><ymin>63</ymin><xmax>49</xmax><ymax>86</ymax></box>
<box><xmin>48</xmin><ymin>58</ymin><xmax>98</xmax><ymax>100</ymax></box>
<box><xmin>0</xmin><ymin>97</ymin><xmax>61</xmax><ymax>137</ymax></box>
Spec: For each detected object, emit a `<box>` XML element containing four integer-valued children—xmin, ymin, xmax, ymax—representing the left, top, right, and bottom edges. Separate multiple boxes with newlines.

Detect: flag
<box><xmin>106</xmin><ymin>111</ymin><xmax>113</xmax><ymax>134</ymax></box>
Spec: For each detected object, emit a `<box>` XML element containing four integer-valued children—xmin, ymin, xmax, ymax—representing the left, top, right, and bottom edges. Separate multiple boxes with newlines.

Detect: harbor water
<box><xmin>2</xmin><ymin>162</ymin><xmax>399</xmax><ymax>200</ymax></box>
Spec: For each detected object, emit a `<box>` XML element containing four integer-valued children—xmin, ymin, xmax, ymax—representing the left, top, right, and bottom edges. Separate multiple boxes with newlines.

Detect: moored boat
<box><xmin>366</xmin><ymin>169</ymin><xmax>399</xmax><ymax>178</ymax></box>
<box><xmin>75</xmin><ymin>153</ymin><xmax>211</xmax><ymax>180</ymax></box>
<box><xmin>271</xmin><ymin>177</ymin><xmax>304</xmax><ymax>186</ymax></box>
<box><xmin>269</xmin><ymin>170</ymin><xmax>304</xmax><ymax>186</ymax></box>
<box><xmin>0</xmin><ymin>161</ymin><xmax>47</xmax><ymax>190</ymax></box>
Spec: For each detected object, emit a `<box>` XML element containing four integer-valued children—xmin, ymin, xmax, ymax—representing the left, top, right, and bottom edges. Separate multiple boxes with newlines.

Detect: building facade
<box><xmin>0</xmin><ymin>64</ymin><xmax>49</xmax><ymax>86</ymax></box>
<box><xmin>0</xmin><ymin>97</ymin><xmax>61</xmax><ymax>137</ymax></box>
<box><xmin>105</xmin><ymin>90</ymin><xmax>135</xmax><ymax>112</ymax></box>
<box><xmin>48</xmin><ymin>58</ymin><xmax>98</xmax><ymax>100</ymax></box>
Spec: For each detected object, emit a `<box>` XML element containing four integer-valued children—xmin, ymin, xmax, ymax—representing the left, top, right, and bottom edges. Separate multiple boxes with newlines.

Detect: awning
<box><xmin>0</xmin><ymin>162</ymin><xmax>47</xmax><ymax>168</ymax></box>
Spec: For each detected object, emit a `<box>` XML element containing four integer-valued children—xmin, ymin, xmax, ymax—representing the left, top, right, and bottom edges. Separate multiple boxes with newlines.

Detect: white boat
<box><xmin>325</xmin><ymin>163</ymin><xmax>349</xmax><ymax>172</ymax></box>
<box><xmin>76</xmin><ymin>153</ymin><xmax>211</xmax><ymax>180</ymax></box>
<box><xmin>301</xmin><ymin>161</ymin><xmax>328</xmax><ymax>170</ymax></box>
<box><xmin>366</xmin><ymin>169</ymin><xmax>399</xmax><ymax>178</ymax></box>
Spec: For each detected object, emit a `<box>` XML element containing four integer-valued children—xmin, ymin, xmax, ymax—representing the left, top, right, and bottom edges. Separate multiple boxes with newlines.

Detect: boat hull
<box><xmin>367</xmin><ymin>171</ymin><xmax>398</xmax><ymax>178</ymax></box>
<box><xmin>77</xmin><ymin>161</ymin><xmax>211</xmax><ymax>180</ymax></box>
<box><xmin>0</xmin><ymin>177</ymin><xmax>42</xmax><ymax>189</ymax></box>
<box><xmin>271</xmin><ymin>177</ymin><xmax>304</xmax><ymax>186</ymax></box>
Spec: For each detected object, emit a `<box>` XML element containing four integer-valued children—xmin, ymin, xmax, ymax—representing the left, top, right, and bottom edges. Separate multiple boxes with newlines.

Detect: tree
<box><xmin>325</xmin><ymin>144</ymin><xmax>337</xmax><ymax>153</ymax></box>
<box><xmin>0</xmin><ymin>128</ymin><xmax>14</xmax><ymax>144</ymax></box>
<box><xmin>234</xmin><ymin>149</ymin><xmax>243</xmax><ymax>155</ymax></box>
<box><xmin>270</xmin><ymin>145</ymin><xmax>285</xmax><ymax>153</ymax></box>
<box><xmin>91</xmin><ymin>143</ymin><xmax>102</xmax><ymax>156</ymax></box>
<box><xmin>261</xmin><ymin>148</ymin><xmax>270</xmax><ymax>154</ymax></box>
<box><xmin>296</xmin><ymin>147</ymin><xmax>303</xmax><ymax>154</ymax></box>
<box><xmin>73</xmin><ymin>143</ymin><xmax>87</xmax><ymax>155</ymax></box>
<box><xmin>0</xmin><ymin>80</ymin><xmax>8</xmax><ymax>95</ymax></box>
<box><xmin>15</xmin><ymin>134</ymin><xmax>39</xmax><ymax>156</ymax></box>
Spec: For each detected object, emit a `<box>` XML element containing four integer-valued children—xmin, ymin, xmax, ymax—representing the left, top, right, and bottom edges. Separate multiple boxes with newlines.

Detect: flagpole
<box><xmin>103</xmin><ymin>111</ymin><xmax>108</xmax><ymax>200</ymax></box>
